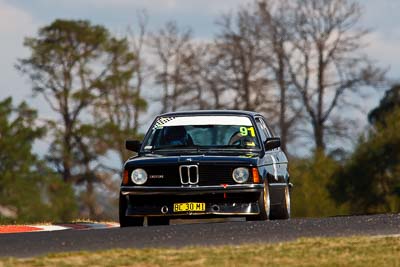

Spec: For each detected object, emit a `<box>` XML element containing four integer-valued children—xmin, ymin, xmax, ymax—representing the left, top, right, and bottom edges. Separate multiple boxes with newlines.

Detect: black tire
<box><xmin>119</xmin><ymin>193</ymin><xmax>144</xmax><ymax>227</ymax></box>
<box><xmin>247</xmin><ymin>180</ymin><xmax>270</xmax><ymax>221</ymax></box>
<box><xmin>270</xmin><ymin>185</ymin><xmax>291</xmax><ymax>220</ymax></box>
<box><xmin>147</xmin><ymin>217</ymin><xmax>170</xmax><ymax>226</ymax></box>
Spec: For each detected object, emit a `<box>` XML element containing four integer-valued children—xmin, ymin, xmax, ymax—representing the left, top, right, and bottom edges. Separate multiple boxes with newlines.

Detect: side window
<box><xmin>260</xmin><ymin>118</ymin><xmax>273</xmax><ymax>137</ymax></box>
<box><xmin>255</xmin><ymin>118</ymin><xmax>267</xmax><ymax>143</ymax></box>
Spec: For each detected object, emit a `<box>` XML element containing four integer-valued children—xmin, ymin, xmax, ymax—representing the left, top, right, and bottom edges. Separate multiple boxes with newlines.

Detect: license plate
<box><xmin>173</xmin><ymin>202</ymin><xmax>205</xmax><ymax>212</ymax></box>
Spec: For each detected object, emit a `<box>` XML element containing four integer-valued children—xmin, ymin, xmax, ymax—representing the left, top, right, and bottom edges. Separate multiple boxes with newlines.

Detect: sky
<box><xmin>0</xmin><ymin>0</ymin><xmax>399</xmax><ymax>155</ymax></box>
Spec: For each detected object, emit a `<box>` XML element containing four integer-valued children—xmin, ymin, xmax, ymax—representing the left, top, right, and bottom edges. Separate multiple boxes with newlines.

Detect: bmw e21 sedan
<box><xmin>119</xmin><ymin>110</ymin><xmax>291</xmax><ymax>227</ymax></box>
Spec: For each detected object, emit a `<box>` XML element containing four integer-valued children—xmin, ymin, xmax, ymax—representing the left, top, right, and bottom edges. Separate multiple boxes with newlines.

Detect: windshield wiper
<box><xmin>149</xmin><ymin>144</ymin><xmax>260</xmax><ymax>153</ymax></box>
<box><xmin>151</xmin><ymin>144</ymin><xmax>200</xmax><ymax>151</ymax></box>
<box><xmin>200</xmin><ymin>145</ymin><xmax>259</xmax><ymax>150</ymax></box>
<box><xmin>206</xmin><ymin>145</ymin><xmax>242</xmax><ymax>149</ymax></box>
<box><xmin>200</xmin><ymin>145</ymin><xmax>260</xmax><ymax>152</ymax></box>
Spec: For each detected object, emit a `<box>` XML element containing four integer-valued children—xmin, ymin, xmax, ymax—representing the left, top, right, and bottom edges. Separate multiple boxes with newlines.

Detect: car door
<box><xmin>254</xmin><ymin>117</ymin><xmax>276</xmax><ymax>182</ymax></box>
<box><xmin>256</xmin><ymin>116</ymin><xmax>289</xmax><ymax>206</ymax></box>
<box><xmin>255</xmin><ymin>116</ymin><xmax>287</xmax><ymax>183</ymax></box>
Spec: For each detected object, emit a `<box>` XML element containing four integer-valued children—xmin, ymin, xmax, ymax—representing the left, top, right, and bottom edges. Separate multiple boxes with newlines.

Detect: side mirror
<box><xmin>125</xmin><ymin>140</ymin><xmax>142</xmax><ymax>152</ymax></box>
<box><xmin>264</xmin><ymin>137</ymin><xmax>281</xmax><ymax>151</ymax></box>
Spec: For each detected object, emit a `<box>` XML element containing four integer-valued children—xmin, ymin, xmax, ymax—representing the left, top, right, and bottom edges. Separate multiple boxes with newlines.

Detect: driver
<box><xmin>162</xmin><ymin>126</ymin><xmax>193</xmax><ymax>146</ymax></box>
<box><xmin>228</xmin><ymin>131</ymin><xmax>256</xmax><ymax>147</ymax></box>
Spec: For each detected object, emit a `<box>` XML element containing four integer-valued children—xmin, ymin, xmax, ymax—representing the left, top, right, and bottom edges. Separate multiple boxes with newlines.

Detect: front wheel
<box><xmin>270</xmin><ymin>185</ymin><xmax>291</xmax><ymax>220</ymax></box>
<box><xmin>247</xmin><ymin>180</ymin><xmax>270</xmax><ymax>221</ymax></box>
<box><xmin>119</xmin><ymin>193</ymin><xmax>144</xmax><ymax>227</ymax></box>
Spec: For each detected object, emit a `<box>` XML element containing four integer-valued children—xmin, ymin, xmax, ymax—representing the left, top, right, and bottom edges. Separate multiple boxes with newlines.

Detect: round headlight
<box><xmin>131</xmin><ymin>168</ymin><xmax>148</xmax><ymax>185</ymax></box>
<box><xmin>232</xmin><ymin>167</ymin><xmax>249</xmax><ymax>183</ymax></box>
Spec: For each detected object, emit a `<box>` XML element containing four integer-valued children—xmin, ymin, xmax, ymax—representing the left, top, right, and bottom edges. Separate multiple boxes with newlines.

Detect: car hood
<box><xmin>124</xmin><ymin>153</ymin><xmax>259</xmax><ymax>168</ymax></box>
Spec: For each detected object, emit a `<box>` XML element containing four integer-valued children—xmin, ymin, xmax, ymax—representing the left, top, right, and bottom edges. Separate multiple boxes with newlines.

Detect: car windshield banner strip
<box><xmin>153</xmin><ymin>116</ymin><xmax>252</xmax><ymax>129</ymax></box>
<box><xmin>153</xmin><ymin>116</ymin><xmax>176</xmax><ymax>129</ymax></box>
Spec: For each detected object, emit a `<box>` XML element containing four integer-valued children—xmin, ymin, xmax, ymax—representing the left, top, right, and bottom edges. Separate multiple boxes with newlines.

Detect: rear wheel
<box><xmin>270</xmin><ymin>185</ymin><xmax>291</xmax><ymax>220</ymax></box>
<box><xmin>119</xmin><ymin>193</ymin><xmax>144</xmax><ymax>227</ymax></box>
<box><xmin>147</xmin><ymin>217</ymin><xmax>170</xmax><ymax>226</ymax></box>
<box><xmin>247</xmin><ymin>180</ymin><xmax>270</xmax><ymax>221</ymax></box>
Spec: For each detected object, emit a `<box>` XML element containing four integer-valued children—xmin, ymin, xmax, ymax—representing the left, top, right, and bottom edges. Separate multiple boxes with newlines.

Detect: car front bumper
<box><xmin>120</xmin><ymin>184</ymin><xmax>263</xmax><ymax>217</ymax></box>
<box><xmin>120</xmin><ymin>183</ymin><xmax>264</xmax><ymax>195</ymax></box>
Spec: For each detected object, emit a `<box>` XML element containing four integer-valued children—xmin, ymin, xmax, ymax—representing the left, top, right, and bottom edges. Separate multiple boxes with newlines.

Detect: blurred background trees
<box><xmin>0</xmin><ymin>97</ymin><xmax>76</xmax><ymax>223</ymax></box>
<box><xmin>330</xmin><ymin>85</ymin><xmax>400</xmax><ymax>214</ymax></box>
<box><xmin>16</xmin><ymin>19</ymin><xmax>146</xmax><ymax>219</ymax></box>
<box><xmin>0</xmin><ymin>0</ymin><xmax>396</xmax><ymax>222</ymax></box>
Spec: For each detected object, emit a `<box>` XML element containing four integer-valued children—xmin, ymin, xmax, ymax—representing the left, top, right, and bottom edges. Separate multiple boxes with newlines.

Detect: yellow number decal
<box><xmin>240</xmin><ymin>127</ymin><xmax>248</xmax><ymax>136</ymax></box>
<box><xmin>247</xmin><ymin>127</ymin><xmax>255</xmax><ymax>137</ymax></box>
<box><xmin>240</xmin><ymin>127</ymin><xmax>255</xmax><ymax>137</ymax></box>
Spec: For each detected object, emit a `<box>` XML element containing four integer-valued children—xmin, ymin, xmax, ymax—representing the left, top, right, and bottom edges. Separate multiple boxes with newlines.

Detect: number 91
<box><xmin>240</xmin><ymin>127</ymin><xmax>255</xmax><ymax>137</ymax></box>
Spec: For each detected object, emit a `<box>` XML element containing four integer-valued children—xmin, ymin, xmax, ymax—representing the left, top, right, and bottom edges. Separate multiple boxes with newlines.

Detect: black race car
<box><xmin>119</xmin><ymin>110</ymin><xmax>291</xmax><ymax>227</ymax></box>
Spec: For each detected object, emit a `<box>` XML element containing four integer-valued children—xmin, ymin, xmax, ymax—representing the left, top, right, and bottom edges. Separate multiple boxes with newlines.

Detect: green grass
<box><xmin>0</xmin><ymin>235</ymin><xmax>399</xmax><ymax>267</ymax></box>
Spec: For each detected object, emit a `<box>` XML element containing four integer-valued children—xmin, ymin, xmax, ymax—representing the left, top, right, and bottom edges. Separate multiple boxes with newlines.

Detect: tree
<box><xmin>0</xmin><ymin>97</ymin><xmax>76</xmax><ymax>223</ymax></box>
<box><xmin>290</xmin><ymin>152</ymin><xmax>347</xmax><ymax>217</ymax></box>
<box><xmin>18</xmin><ymin>19</ymin><xmax>112</xmax><ymax>183</ymax></box>
<box><xmin>190</xmin><ymin>0</ymin><xmax>385</xmax><ymax>154</ymax></box>
<box><xmin>193</xmin><ymin>43</ymin><xmax>228</xmax><ymax>109</ymax></box>
<box><xmin>127</xmin><ymin>11</ymin><xmax>151</xmax><ymax>139</ymax></box>
<box><xmin>368</xmin><ymin>84</ymin><xmax>400</xmax><ymax>125</ymax></box>
<box><xmin>211</xmin><ymin>1</ymin><xmax>301</xmax><ymax>152</ymax></box>
<box><xmin>331</xmin><ymin>95</ymin><xmax>400</xmax><ymax>214</ymax></box>
<box><xmin>149</xmin><ymin>21</ymin><xmax>195</xmax><ymax>112</ymax></box>
<box><xmin>169</xmin><ymin>42</ymin><xmax>219</xmax><ymax>110</ymax></box>
<box><xmin>93</xmin><ymin>36</ymin><xmax>147</xmax><ymax>165</ymax></box>
<box><xmin>213</xmin><ymin>7</ymin><xmax>271</xmax><ymax>111</ymax></box>
<box><xmin>17</xmin><ymin>19</ymin><xmax>136</xmax><ymax>218</ymax></box>
<box><xmin>256</xmin><ymin>0</ymin><xmax>304</xmax><ymax>152</ymax></box>
<box><xmin>286</xmin><ymin>0</ymin><xmax>385</xmax><ymax>153</ymax></box>
<box><xmin>331</xmin><ymin>110</ymin><xmax>400</xmax><ymax>213</ymax></box>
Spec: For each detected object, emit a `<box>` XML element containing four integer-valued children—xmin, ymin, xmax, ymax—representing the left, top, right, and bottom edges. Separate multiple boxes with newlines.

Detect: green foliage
<box><xmin>18</xmin><ymin>19</ymin><xmax>148</xmax><ymax>219</ymax></box>
<box><xmin>369</xmin><ymin>84</ymin><xmax>400</xmax><ymax>125</ymax></box>
<box><xmin>0</xmin><ymin>97</ymin><xmax>77</xmax><ymax>224</ymax></box>
<box><xmin>93</xmin><ymin>37</ymin><xmax>147</xmax><ymax>163</ymax></box>
<box><xmin>290</xmin><ymin>152</ymin><xmax>348</xmax><ymax>217</ymax></box>
<box><xmin>331</xmin><ymin>109</ymin><xmax>400</xmax><ymax>214</ymax></box>
<box><xmin>17</xmin><ymin>19</ymin><xmax>114</xmax><ymax>183</ymax></box>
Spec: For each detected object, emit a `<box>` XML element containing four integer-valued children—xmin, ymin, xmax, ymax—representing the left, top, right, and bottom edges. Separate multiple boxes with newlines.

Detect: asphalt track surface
<box><xmin>0</xmin><ymin>213</ymin><xmax>399</xmax><ymax>258</ymax></box>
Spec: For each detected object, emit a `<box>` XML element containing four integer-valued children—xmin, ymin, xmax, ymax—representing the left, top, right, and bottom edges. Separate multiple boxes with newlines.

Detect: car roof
<box><xmin>159</xmin><ymin>110</ymin><xmax>261</xmax><ymax>117</ymax></box>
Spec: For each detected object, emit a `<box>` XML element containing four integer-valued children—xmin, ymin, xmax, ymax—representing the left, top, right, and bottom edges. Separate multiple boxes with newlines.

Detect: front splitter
<box><xmin>126</xmin><ymin>202</ymin><xmax>260</xmax><ymax>217</ymax></box>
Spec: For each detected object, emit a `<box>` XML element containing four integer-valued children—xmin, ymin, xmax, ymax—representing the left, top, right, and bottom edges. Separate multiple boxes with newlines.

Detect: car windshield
<box><xmin>143</xmin><ymin>115</ymin><xmax>261</xmax><ymax>151</ymax></box>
